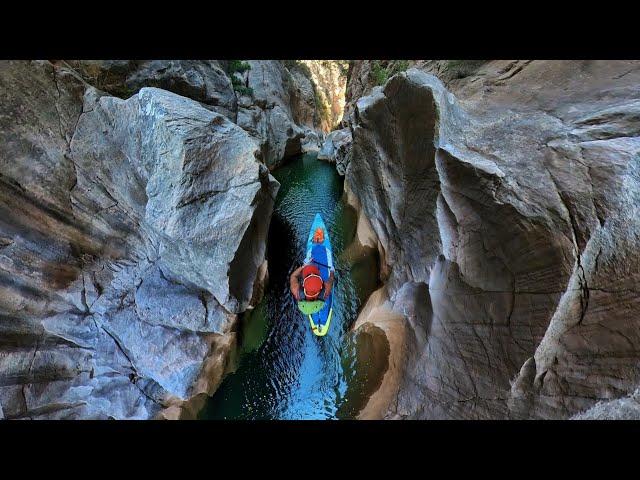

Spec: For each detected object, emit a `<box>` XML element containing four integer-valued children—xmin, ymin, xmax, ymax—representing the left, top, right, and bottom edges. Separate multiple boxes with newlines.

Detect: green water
<box><xmin>199</xmin><ymin>153</ymin><xmax>381</xmax><ymax>420</ymax></box>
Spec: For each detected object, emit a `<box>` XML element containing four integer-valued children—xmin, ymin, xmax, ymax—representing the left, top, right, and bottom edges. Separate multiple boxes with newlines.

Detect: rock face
<box><xmin>0</xmin><ymin>60</ymin><xmax>278</xmax><ymax>419</ymax></box>
<box><xmin>344</xmin><ymin>62</ymin><xmax>640</xmax><ymax>419</ymax></box>
<box><xmin>344</xmin><ymin>60</ymin><xmax>488</xmax><ymax>122</ymax></box>
<box><xmin>234</xmin><ymin>61</ymin><xmax>306</xmax><ymax>169</ymax></box>
<box><xmin>572</xmin><ymin>389</ymin><xmax>640</xmax><ymax>419</ymax></box>
<box><xmin>298</xmin><ymin>60</ymin><xmax>349</xmax><ymax>132</ymax></box>
<box><xmin>67</xmin><ymin>60</ymin><xmax>349</xmax><ymax>169</ymax></box>
<box><xmin>67</xmin><ymin>60</ymin><xmax>238</xmax><ymax>120</ymax></box>
<box><xmin>318</xmin><ymin>128</ymin><xmax>352</xmax><ymax>175</ymax></box>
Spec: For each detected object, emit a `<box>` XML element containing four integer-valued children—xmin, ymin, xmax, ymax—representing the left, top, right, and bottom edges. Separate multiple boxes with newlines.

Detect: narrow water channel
<box><xmin>199</xmin><ymin>153</ymin><xmax>381</xmax><ymax>419</ymax></box>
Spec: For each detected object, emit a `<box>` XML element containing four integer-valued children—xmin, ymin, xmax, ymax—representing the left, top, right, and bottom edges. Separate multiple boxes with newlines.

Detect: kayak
<box><xmin>300</xmin><ymin>213</ymin><xmax>334</xmax><ymax>336</ymax></box>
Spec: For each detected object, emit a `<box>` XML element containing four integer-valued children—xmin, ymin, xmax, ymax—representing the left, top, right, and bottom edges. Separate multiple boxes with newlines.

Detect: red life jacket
<box><xmin>302</xmin><ymin>264</ymin><xmax>323</xmax><ymax>299</ymax></box>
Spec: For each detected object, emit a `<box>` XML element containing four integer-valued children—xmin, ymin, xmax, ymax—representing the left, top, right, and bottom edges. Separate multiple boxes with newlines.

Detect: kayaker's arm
<box><xmin>290</xmin><ymin>265</ymin><xmax>304</xmax><ymax>300</ymax></box>
<box><xmin>324</xmin><ymin>270</ymin><xmax>335</xmax><ymax>297</ymax></box>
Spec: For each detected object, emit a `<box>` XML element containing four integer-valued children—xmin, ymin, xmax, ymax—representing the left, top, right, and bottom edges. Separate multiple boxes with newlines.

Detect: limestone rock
<box><xmin>297</xmin><ymin>60</ymin><xmax>349</xmax><ymax>132</ymax></box>
<box><xmin>301</xmin><ymin>129</ymin><xmax>322</xmax><ymax>153</ymax></box>
<box><xmin>345</xmin><ymin>63</ymin><xmax>640</xmax><ymax>419</ymax></box>
<box><xmin>66</xmin><ymin>60</ymin><xmax>237</xmax><ymax>120</ymax></box>
<box><xmin>318</xmin><ymin>128</ymin><xmax>352</xmax><ymax>175</ymax></box>
<box><xmin>0</xmin><ymin>60</ymin><xmax>278</xmax><ymax>419</ymax></box>
<box><xmin>572</xmin><ymin>389</ymin><xmax>640</xmax><ymax>420</ymax></box>
<box><xmin>233</xmin><ymin>61</ymin><xmax>305</xmax><ymax>168</ymax></box>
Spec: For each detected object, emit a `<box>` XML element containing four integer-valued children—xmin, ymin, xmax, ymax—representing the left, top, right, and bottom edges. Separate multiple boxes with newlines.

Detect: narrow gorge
<box><xmin>1</xmin><ymin>60</ymin><xmax>639</xmax><ymax>420</ymax></box>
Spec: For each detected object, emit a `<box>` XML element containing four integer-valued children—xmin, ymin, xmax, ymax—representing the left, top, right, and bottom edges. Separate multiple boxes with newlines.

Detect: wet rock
<box><xmin>0</xmin><ymin>61</ymin><xmax>278</xmax><ymax>419</ymax></box>
<box><xmin>352</xmin><ymin>286</ymin><xmax>406</xmax><ymax>420</ymax></box>
<box><xmin>345</xmin><ymin>63</ymin><xmax>640</xmax><ymax>419</ymax></box>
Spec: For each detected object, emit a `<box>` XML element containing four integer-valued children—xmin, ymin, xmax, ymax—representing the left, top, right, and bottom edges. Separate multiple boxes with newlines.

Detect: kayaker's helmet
<box><xmin>302</xmin><ymin>264</ymin><xmax>323</xmax><ymax>299</ymax></box>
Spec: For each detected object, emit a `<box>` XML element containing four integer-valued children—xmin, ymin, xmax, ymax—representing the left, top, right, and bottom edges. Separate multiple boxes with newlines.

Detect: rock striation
<box><xmin>0</xmin><ymin>60</ymin><xmax>278</xmax><ymax>419</ymax></box>
<box><xmin>344</xmin><ymin>61</ymin><xmax>640</xmax><ymax>419</ymax></box>
<box><xmin>67</xmin><ymin>60</ymin><xmax>349</xmax><ymax>169</ymax></box>
<box><xmin>317</xmin><ymin>128</ymin><xmax>352</xmax><ymax>175</ymax></box>
<box><xmin>67</xmin><ymin>60</ymin><xmax>238</xmax><ymax>120</ymax></box>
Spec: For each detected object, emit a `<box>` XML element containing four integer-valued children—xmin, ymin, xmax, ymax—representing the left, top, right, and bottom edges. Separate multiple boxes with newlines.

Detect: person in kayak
<box><xmin>290</xmin><ymin>261</ymin><xmax>335</xmax><ymax>301</ymax></box>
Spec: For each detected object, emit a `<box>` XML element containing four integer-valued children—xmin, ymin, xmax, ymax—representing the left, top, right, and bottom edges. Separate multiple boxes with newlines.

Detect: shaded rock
<box><xmin>318</xmin><ymin>128</ymin><xmax>352</xmax><ymax>175</ymax></box>
<box><xmin>352</xmin><ymin>286</ymin><xmax>406</xmax><ymax>420</ymax></box>
<box><xmin>234</xmin><ymin>61</ymin><xmax>306</xmax><ymax>168</ymax></box>
<box><xmin>345</xmin><ymin>64</ymin><xmax>640</xmax><ymax>419</ymax></box>
<box><xmin>66</xmin><ymin>60</ymin><xmax>237</xmax><ymax>120</ymax></box>
<box><xmin>288</xmin><ymin>66</ymin><xmax>317</xmax><ymax>129</ymax></box>
<box><xmin>0</xmin><ymin>61</ymin><xmax>278</xmax><ymax>419</ymax></box>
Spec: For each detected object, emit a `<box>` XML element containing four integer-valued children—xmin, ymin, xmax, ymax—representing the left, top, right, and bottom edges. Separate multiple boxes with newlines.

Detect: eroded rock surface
<box><xmin>67</xmin><ymin>60</ymin><xmax>348</xmax><ymax>170</ymax></box>
<box><xmin>345</xmin><ymin>62</ymin><xmax>640</xmax><ymax>419</ymax></box>
<box><xmin>318</xmin><ymin>128</ymin><xmax>352</xmax><ymax>175</ymax></box>
<box><xmin>234</xmin><ymin>61</ymin><xmax>310</xmax><ymax>168</ymax></box>
<box><xmin>0</xmin><ymin>60</ymin><xmax>278</xmax><ymax>419</ymax></box>
<box><xmin>67</xmin><ymin>60</ymin><xmax>238</xmax><ymax>120</ymax></box>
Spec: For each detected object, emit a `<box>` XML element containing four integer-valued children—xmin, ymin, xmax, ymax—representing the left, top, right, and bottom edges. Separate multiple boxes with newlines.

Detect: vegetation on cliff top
<box><xmin>370</xmin><ymin>60</ymin><xmax>410</xmax><ymax>86</ymax></box>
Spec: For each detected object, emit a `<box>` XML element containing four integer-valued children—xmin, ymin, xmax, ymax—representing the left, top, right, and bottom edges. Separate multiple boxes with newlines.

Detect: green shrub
<box><xmin>234</xmin><ymin>85</ymin><xmax>254</xmax><ymax>96</ymax></box>
<box><xmin>228</xmin><ymin>60</ymin><xmax>252</xmax><ymax>96</ymax></box>
<box><xmin>230</xmin><ymin>74</ymin><xmax>253</xmax><ymax>96</ymax></box>
<box><xmin>370</xmin><ymin>60</ymin><xmax>410</xmax><ymax>86</ymax></box>
<box><xmin>370</xmin><ymin>61</ymin><xmax>389</xmax><ymax>86</ymax></box>
<box><xmin>390</xmin><ymin>60</ymin><xmax>410</xmax><ymax>75</ymax></box>
<box><xmin>228</xmin><ymin>60</ymin><xmax>251</xmax><ymax>74</ymax></box>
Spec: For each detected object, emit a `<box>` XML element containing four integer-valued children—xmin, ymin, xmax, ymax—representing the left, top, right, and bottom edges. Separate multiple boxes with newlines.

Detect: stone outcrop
<box><xmin>233</xmin><ymin>61</ymin><xmax>306</xmax><ymax>169</ymax></box>
<box><xmin>67</xmin><ymin>60</ymin><xmax>349</xmax><ymax>169</ymax></box>
<box><xmin>343</xmin><ymin>60</ymin><xmax>488</xmax><ymax>122</ymax></box>
<box><xmin>318</xmin><ymin>128</ymin><xmax>352</xmax><ymax>175</ymax></box>
<box><xmin>228</xmin><ymin>60</ymin><xmax>345</xmax><ymax>168</ymax></box>
<box><xmin>0</xmin><ymin>60</ymin><xmax>278</xmax><ymax>419</ymax></box>
<box><xmin>67</xmin><ymin>60</ymin><xmax>238</xmax><ymax>120</ymax></box>
<box><xmin>298</xmin><ymin>60</ymin><xmax>349</xmax><ymax>132</ymax></box>
<box><xmin>344</xmin><ymin>62</ymin><xmax>640</xmax><ymax>419</ymax></box>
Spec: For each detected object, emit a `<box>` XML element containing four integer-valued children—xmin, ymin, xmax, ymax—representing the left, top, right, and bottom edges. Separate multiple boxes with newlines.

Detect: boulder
<box><xmin>66</xmin><ymin>60</ymin><xmax>237</xmax><ymax>120</ymax></box>
<box><xmin>317</xmin><ymin>128</ymin><xmax>352</xmax><ymax>175</ymax></box>
<box><xmin>0</xmin><ymin>60</ymin><xmax>278</xmax><ymax>419</ymax></box>
<box><xmin>301</xmin><ymin>129</ymin><xmax>322</xmax><ymax>153</ymax></box>
<box><xmin>345</xmin><ymin>64</ymin><xmax>640</xmax><ymax>419</ymax></box>
<box><xmin>234</xmin><ymin>61</ymin><xmax>306</xmax><ymax>168</ymax></box>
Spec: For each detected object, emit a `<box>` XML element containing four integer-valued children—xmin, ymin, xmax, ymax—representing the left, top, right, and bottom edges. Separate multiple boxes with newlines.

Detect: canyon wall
<box><xmin>66</xmin><ymin>60</ymin><xmax>348</xmax><ymax>169</ymax></box>
<box><xmin>0</xmin><ymin>59</ymin><xmax>346</xmax><ymax>419</ymax></box>
<box><xmin>343</xmin><ymin>61</ymin><xmax>640</xmax><ymax>419</ymax></box>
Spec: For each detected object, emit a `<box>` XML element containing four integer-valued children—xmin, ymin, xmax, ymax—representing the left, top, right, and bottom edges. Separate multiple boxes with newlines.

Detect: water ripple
<box><xmin>200</xmin><ymin>154</ymin><xmax>371</xmax><ymax>420</ymax></box>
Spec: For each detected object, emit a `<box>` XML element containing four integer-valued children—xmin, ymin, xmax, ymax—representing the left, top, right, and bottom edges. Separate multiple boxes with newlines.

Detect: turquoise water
<box><xmin>199</xmin><ymin>153</ymin><xmax>379</xmax><ymax>419</ymax></box>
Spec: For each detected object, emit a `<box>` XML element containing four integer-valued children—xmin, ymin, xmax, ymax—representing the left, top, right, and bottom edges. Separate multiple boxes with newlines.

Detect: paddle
<box><xmin>309</xmin><ymin>258</ymin><xmax>348</xmax><ymax>275</ymax></box>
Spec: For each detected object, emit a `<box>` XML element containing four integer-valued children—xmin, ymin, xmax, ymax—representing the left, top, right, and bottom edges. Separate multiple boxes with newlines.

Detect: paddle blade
<box><xmin>297</xmin><ymin>300</ymin><xmax>325</xmax><ymax>315</ymax></box>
